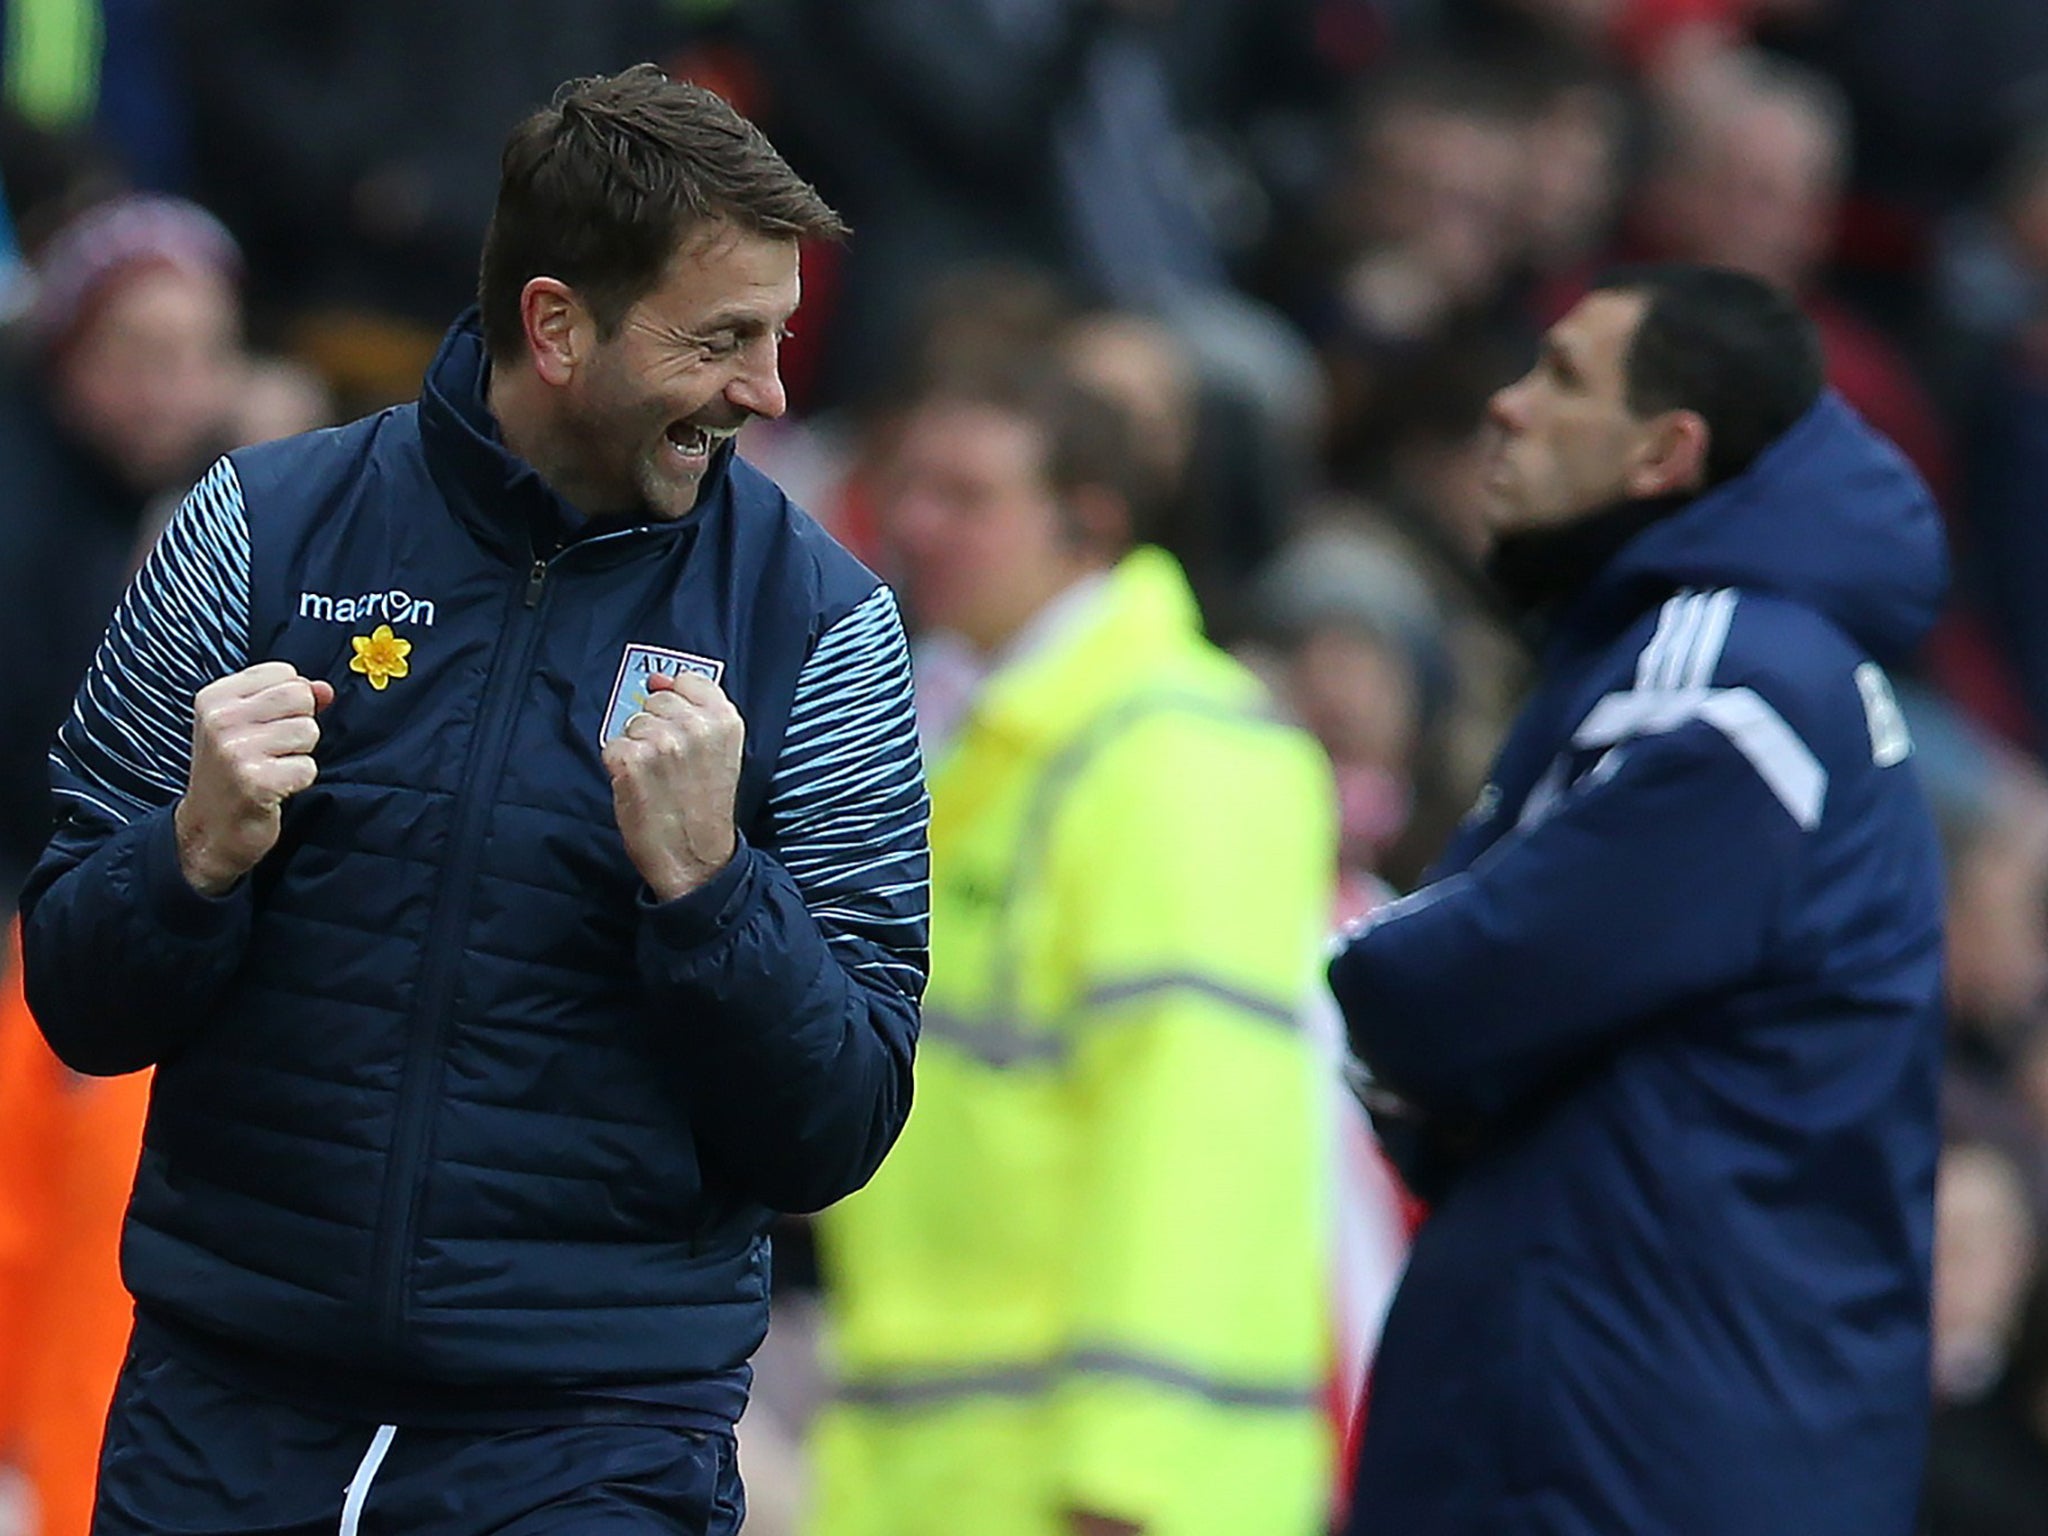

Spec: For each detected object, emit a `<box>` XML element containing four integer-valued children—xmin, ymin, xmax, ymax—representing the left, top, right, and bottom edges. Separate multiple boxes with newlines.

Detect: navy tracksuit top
<box><xmin>1332</xmin><ymin>393</ymin><xmax>1949</xmax><ymax>1535</ymax></box>
<box><xmin>20</xmin><ymin>313</ymin><xmax>930</xmax><ymax>1425</ymax></box>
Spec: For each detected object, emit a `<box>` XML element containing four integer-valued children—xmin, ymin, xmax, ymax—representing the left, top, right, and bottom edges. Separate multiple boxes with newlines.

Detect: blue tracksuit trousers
<box><xmin>90</xmin><ymin>1338</ymin><xmax>745</xmax><ymax>1535</ymax></box>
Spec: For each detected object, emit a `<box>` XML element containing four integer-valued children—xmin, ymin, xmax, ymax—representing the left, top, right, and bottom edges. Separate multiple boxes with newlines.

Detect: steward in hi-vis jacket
<box><xmin>814</xmin><ymin>398</ymin><xmax>1339</xmax><ymax>1536</ymax></box>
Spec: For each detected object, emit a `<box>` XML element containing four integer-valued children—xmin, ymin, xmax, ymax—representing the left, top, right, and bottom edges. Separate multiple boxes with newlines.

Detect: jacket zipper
<box><xmin>367</xmin><ymin>549</ymin><xmax>555</xmax><ymax>1355</ymax></box>
<box><xmin>366</xmin><ymin>528</ymin><xmax>651</xmax><ymax>1356</ymax></box>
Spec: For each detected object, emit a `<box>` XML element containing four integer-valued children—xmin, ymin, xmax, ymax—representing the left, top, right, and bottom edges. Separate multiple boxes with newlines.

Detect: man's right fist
<box><xmin>173</xmin><ymin>662</ymin><xmax>335</xmax><ymax>896</ymax></box>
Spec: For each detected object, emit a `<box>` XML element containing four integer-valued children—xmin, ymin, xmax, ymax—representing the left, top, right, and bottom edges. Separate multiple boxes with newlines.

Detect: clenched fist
<box><xmin>174</xmin><ymin>662</ymin><xmax>335</xmax><ymax>896</ymax></box>
<box><xmin>603</xmin><ymin>670</ymin><xmax>744</xmax><ymax>902</ymax></box>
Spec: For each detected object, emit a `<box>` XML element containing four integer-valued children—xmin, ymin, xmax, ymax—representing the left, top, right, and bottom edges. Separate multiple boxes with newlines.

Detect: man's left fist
<box><xmin>603</xmin><ymin>670</ymin><xmax>744</xmax><ymax>902</ymax></box>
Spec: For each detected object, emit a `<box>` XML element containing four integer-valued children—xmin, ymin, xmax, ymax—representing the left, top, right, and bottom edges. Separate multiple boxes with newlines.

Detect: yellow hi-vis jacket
<box><xmin>812</xmin><ymin>549</ymin><xmax>1338</xmax><ymax>1536</ymax></box>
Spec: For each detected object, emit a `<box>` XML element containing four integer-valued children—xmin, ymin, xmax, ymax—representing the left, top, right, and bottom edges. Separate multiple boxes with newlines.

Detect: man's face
<box><xmin>56</xmin><ymin>262</ymin><xmax>241</xmax><ymax>495</ymax></box>
<box><xmin>1357</xmin><ymin>105</ymin><xmax>1527</xmax><ymax>305</ymax></box>
<box><xmin>878</xmin><ymin>401</ymin><xmax>1089</xmax><ymax>655</ymax></box>
<box><xmin>1482</xmin><ymin>289</ymin><xmax>1659</xmax><ymax>537</ymax></box>
<box><xmin>560</xmin><ymin>223</ymin><xmax>798</xmax><ymax>519</ymax></box>
<box><xmin>1654</xmin><ymin>98</ymin><xmax>1839</xmax><ymax>290</ymax></box>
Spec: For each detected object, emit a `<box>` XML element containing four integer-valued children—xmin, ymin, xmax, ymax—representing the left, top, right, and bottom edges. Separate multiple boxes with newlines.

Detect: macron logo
<box><xmin>299</xmin><ymin>588</ymin><xmax>438</xmax><ymax>628</ymax></box>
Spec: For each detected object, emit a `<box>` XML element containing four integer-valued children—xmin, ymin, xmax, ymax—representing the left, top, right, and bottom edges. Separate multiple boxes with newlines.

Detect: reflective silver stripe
<box><xmin>1078</xmin><ymin>973</ymin><xmax>1296</xmax><ymax>1030</ymax></box>
<box><xmin>1065</xmin><ymin>1349</ymin><xmax>1323</xmax><ymax>1410</ymax></box>
<box><xmin>338</xmin><ymin>1424</ymin><xmax>396</xmax><ymax>1536</ymax></box>
<box><xmin>837</xmin><ymin>1363</ymin><xmax>1055</xmax><ymax>1407</ymax></box>
<box><xmin>836</xmin><ymin>1349</ymin><xmax>1320</xmax><ymax>1413</ymax></box>
<box><xmin>925</xmin><ymin>691</ymin><xmax>1299</xmax><ymax>1071</ymax></box>
<box><xmin>985</xmin><ymin>691</ymin><xmax>1289</xmax><ymax>1019</ymax></box>
<box><xmin>919</xmin><ymin>1006</ymin><xmax>1065</xmax><ymax>1068</ymax></box>
<box><xmin>922</xmin><ymin>973</ymin><xmax>1299</xmax><ymax>1071</ymax></box>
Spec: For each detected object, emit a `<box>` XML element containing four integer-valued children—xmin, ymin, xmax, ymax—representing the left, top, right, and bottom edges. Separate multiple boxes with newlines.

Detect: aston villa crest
<box><xmin>601</xmin><ymin>643</ymin><xmax>726</xmax><ymax>744</ymax></box>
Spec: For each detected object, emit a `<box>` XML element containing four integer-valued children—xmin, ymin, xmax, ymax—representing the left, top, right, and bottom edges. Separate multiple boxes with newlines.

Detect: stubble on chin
<box><xmin>633</xmin><ymin>450</ymin><xmax>704</xmax><ymax>522</ymax></box>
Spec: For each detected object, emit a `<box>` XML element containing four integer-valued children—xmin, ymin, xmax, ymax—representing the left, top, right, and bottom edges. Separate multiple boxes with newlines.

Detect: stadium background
<box><xmin>2</xmin><ymin>0</ymin><xmax>2047</xmax><ymax>1531</ymax></box>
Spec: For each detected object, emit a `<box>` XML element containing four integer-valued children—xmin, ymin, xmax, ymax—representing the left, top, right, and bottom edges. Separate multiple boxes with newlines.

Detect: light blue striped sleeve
<box><xmin>763</xmin><ymin>584</ymin><xmax>931</xmax><ymax>1004</ymax></box>
<box><xmin>52</xmin><ymin>457</ymin><xmax>250</xmax><ymax>823</ymax></box>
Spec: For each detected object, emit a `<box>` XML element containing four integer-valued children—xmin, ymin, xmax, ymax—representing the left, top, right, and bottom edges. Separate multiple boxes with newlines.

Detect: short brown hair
<box><xmin>907</xmin><ymin>362</ymin><xmax>1156</xmax><ymax>554</ymax></box>
<box><xmin>478</xmin><ymin>65</ymin><xmax>847</xmax><ymax>360</ymax></box>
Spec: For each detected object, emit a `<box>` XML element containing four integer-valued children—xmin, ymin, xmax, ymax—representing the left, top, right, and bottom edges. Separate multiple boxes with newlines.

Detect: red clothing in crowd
<box><xmin>0</xmin><ymin>925</ymin><xmax>150</xmax><ymax>1536</ymax></box>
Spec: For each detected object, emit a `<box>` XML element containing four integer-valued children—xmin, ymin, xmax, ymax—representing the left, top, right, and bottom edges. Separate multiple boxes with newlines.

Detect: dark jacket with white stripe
<box><xmin>19</xmin><ymin>313</ymin><xmax>929</xmax><ymax>1424</ymax></box>
<box><xmin>1331</xmin><ymin>393</ymin><xmax>1947</xmax><ymax>1536</ymax></box>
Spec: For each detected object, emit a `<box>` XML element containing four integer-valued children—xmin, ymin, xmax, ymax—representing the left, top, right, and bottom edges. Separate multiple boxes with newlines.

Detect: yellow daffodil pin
<box><xmin>349</xmin><ymin>624</ymin><xmax>412</xmax><ymax>690</ymax></box>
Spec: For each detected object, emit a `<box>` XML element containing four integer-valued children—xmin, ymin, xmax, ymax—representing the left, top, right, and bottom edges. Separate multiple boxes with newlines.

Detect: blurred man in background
<box><xmin>1305</xmin><ymin>58</ymin><xmax>1531</xmax><ymax>455</ymax></box>
<box><xmin>1331</xmin><ymin>265</ymin><xmax>1947</xmax><ymax>1534</ymax></box>
<box><xmin>1637</xmin><ymin>48</ymin><xmax>1953</xmax><ymax>494</ymax></box>
<box><xmin>1931</xmin><ymin>1141</ymin><xmax>2041</xmax><ymax>1408</ymax></box>
<box><xmin>812</xmin><ymin>366</ymin><xmax>1337</xmax><ymax>1536</ymax></box>
<box><xmin>1242</xmin><ymin>521</ymin><xmax>1446</xmax><ymax>918</ymax></box>
<box><xmin>1924</xmin><ymin>1263</ymin><xmax>2048</xmax><ymax>1534</ymax></box>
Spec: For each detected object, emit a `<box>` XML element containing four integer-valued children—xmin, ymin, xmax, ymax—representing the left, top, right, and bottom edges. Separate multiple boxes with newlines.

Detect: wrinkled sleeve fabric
<box><xmin>1329</xmin><ymin>711</ymin><xmax>1809</xmax><ymax>1123</ymax></box>
<box><xmin>20</xmin><ymin>460</ymin><xmax>253</xmax><ymax>1076</ymax></box>
<box><xmin>637</xmin><ymin>584</ymin><xmax>930</xmax><ymax>1214</ymax></box>
<box><xmin>1049</xmin><ymin>709</ymin><xmax>1336</xmax><ymax>1531</ymax></box>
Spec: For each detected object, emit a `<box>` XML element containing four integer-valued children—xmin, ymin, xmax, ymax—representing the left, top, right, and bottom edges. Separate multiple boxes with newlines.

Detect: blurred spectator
<box><xmin>735</xmin><ymin>0</ymin><xmax>1078</xmax><ymax>410</ymax></box>
<box><xmin>813</xmin><ymin>365</ymin><xmax>1337</xmax><ymax>1536</ymax></box>
<box><xmin>1899</xmin><ymin>685</ymin><xmax>2048</xmax><ymax>1232</ymax></box>
<box><xmin>1324</xmin><ymin>337</ymin><xmax>1534</xmax><ymax>858</ymax></box>
<box><xmin>0</xmin><ymin>921</ymin><xmax>151</xmax><ymax>1536</ymax></box>
<box><xmin>1516</xmin><ymin>52</ymin><xmax>1635</xmax><ymax>291</ymax></box>
<box><xmin>1904</xmin><ymin>682</ymin><xmax>2048</xmax><ymax>1086</ymax></box>
<box><xmin>1061</xmin><ymin>311</ymin><xmax>1202</xmax><ymax>538</ymax></box>
<box><xmin>1934</xmin><ymin>126</ymin><xmax>2048</xmax><ymax>399</ymax></box>
<box><xmin>1933</xmin><ymin>1142</ymin><xmax>2042</xmax><ymax>1406</ymax></box>
<box><xmin>1947</xmin><ymin>132</ymin><xmax>2048</xmax><ymax>758</ymax></box>
<box><xmin>1942</xmin><ymin>767</ymin><xmax>2048</xmax><ymax>1095</ymax></box>
<box><xmin>1925</xmin><ymin>1268</ymin><xmax>2048</xmax><ymax>1535</ymax></box>
<box><xmin>758</xmin><ymin>264</ymin><xmax>1305</xmax><ymax>640</ymax></box>
<box><xmin>1773</xmin><ymin>0</ymin><xmax>2048</xmax><ymax>223</ymax></box>
<box><xmin>1242</xmin><ymin>520</ymin><xmax>1446</xmax><ymax>912</ymax></box>
<box><xmin>1301</xmin><ymin>58</ymin><xmax>1532</xmax><ymax>446</ymax></box>
<box><xmin>1636</xmin><ymin>50</ymin><xmax>1841</xmax><ymax>297</ymax></box>
<box><xmin>1337</xmin><ymin>328</ymin><xmax>1518</xmax><ymax>572</ymax></box>
<box><xmin>1633</xmin><ymin>48</ymin><xmax>1954</xmax><ymax>497</ymax></box>
<box><xmin>741</xmin><ymin>262</ymin><xmax>1085</xmax><ymax>571</ymax></box>
<box><xmin>0</xmin><ymin>192</ymin><xmax>243</xmax><ymax>910</ymax></box>
<box><xmin>1216</xmin><ymin>519</ymin><xmax>1433</xmax><ymax>1536</ymax></box>
<box><xmin>1060</xmin><ymin>306</ymin><xmax>1295</xmax><ymax>632</ymax></box>
<box><xmin>738</xmin><ymin>0</ymin><xmax>1327</xmax><ymax>516</ymax></box>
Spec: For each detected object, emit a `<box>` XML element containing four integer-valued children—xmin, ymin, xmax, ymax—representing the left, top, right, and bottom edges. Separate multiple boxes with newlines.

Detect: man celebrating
<box><xmin>21</xmin><ymin>68</ymin><xmax>927</xmax><ymax>1535</ymax></box>
<box><xmin>1330</xmin><ymin>266</ymin><xmax>1947</xmax><ymax>1535</ymax></box>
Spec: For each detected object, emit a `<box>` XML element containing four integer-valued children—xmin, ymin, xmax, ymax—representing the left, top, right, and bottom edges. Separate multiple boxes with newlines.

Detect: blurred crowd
<box><xmin>5</xmin><ymin>0</ymin><xmax>2048</xmax><ymax>1532</ymax></box>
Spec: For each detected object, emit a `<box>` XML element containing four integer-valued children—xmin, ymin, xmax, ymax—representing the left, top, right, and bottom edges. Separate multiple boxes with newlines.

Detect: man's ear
<box><xmin>519</xmin><ymin>278</ymin><xmax>590</xmax><ymax>388</ymax></box>
<box><xmin>1623</xmin><ymin>409</ymin><xmax>1710</xmax><ymax>500</ymax></box>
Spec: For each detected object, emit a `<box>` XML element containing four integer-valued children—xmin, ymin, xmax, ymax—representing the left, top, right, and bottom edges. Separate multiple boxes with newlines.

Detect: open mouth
<box><xmin>664</xmin><ymin>421</ymin><xmax>733</xmax><ymax>465</ymax></box>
